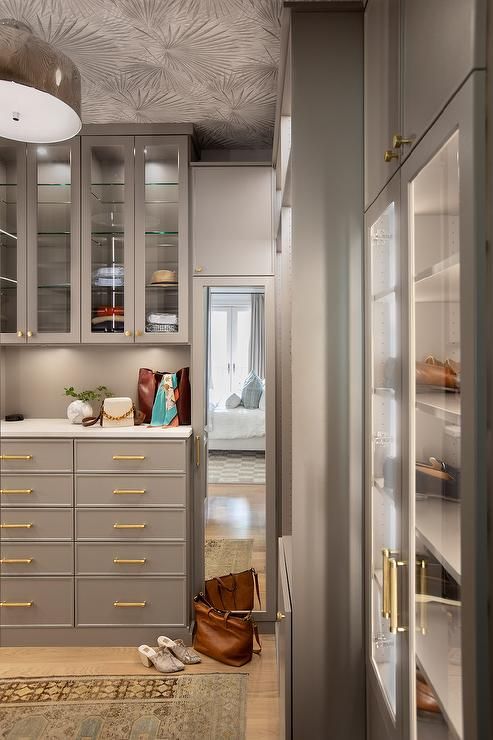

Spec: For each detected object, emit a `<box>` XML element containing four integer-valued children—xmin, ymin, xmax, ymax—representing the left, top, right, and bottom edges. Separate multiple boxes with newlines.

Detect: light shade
<box><xmin>0</xmin><ymin>19</ymin><xmax>81</xmax><ymax>143</ymax></box>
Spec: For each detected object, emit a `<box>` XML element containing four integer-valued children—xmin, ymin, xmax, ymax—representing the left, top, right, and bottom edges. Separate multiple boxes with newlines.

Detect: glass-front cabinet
<box><xmin>82</xmin><ymin>135</ymin><xmax>188</xmax><ymax>343</ymax></box>
<box><xmin>0</xmin><ymin>139</ymin><xmax>79</xmax><ymax>344</ymax></box>
<box><xmin>366</xmin><ymin>74</ymin><xmax>487</xmax><ymax>740</ymax></box>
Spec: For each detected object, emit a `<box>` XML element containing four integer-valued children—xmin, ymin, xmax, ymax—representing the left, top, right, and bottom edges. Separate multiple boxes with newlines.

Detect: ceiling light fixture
<box><xmin>0</xmin><ymin>19</ymin><xmax>81</xmax><ymax>143</ymax></box>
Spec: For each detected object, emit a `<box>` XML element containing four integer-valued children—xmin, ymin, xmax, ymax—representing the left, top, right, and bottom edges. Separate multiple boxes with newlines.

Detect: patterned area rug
<box><xmin>208</xmin><ymin>451</ymin><xmax>266</xmax><ymax>484</ymax></box>
<box><xmin>205</xmin><ymin>538</ymin><xmax>254</xmax><ymax>580</ymax></box>
<box><xmin>0</xmin><ymin>674</ymin><xmax>247</xmax><ymax>740</ymax></box>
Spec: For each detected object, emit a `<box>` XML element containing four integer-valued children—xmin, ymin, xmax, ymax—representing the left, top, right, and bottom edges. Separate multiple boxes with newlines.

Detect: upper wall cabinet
<box><xmin>1</xmin><ymin>139</ymin><xmax>80</xmax><ymax>344</ymax></box>
<box><xmin>192</xmin><ymin>166</ymin><xmax>274</xmax><ymax>276</ymax></box>
<box><xmin>81</xmin><ymin>135</ymin><xmax>189</xmax><ymax>344</ymax></box>
<box><xmin>364</xmin><ymin>0</ymin><xmax>485</xmax><ymax>210</ymax></box>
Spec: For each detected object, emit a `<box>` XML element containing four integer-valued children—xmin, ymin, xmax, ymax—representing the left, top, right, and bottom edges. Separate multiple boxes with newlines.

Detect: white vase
<box><xmin>67</xmin><ymin>399</ymin><xmax>93</xmax><ymax>424</ymax></box>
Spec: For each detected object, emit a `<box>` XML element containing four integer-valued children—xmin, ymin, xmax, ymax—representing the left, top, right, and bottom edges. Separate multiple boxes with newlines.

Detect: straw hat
<box><xmin>150</xmin><ymin>269</ymin><xmax>177</xmax><ymax>284</ymax></box>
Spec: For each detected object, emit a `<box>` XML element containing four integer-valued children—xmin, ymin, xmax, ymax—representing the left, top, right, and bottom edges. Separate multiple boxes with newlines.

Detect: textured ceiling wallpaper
<box><xmin>0</xmin><ymin>0</ymin><xmax>284</xmax><ymax>149</ymax></box>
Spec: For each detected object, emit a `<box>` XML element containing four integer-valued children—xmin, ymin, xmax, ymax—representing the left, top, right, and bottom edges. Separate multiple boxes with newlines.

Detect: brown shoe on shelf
<box><xmin>416</xmin><ymin>672</ymin><xmax>441</xmax><ymax>715</ymax></box>
<box><xmin>416</xmin><ymin>355</ymin><xmax>460</xmax><ymax>391</ymax></box>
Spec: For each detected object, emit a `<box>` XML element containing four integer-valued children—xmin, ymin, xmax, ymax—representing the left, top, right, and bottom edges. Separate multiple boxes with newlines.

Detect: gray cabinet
<box><xmin>0</xmin><ymin>139</ymin><xmax>80</xmax><ymax>344</ymax></box>
<box><xmin>192</xmin><ymin>166</ymin><xmax>274</xmax><ymax>276</ymax></box>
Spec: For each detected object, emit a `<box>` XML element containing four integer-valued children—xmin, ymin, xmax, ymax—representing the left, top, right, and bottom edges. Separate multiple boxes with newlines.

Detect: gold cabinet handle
<box><xmin>195</xmin><ymin>265</ymin><xmax>203</xmax><ymax>273</ymax></box>
<box><xmin>113</xmin><ymin>489</ymin><xmax>146</xmax><ymax>495</ymax></box>
<box><xmin>113</xmin><ymin>558</ymin><xmax>146</xmax><ymax>564</ymax></box>
<box><xmin>124</xmin><ymin>330</ymin><xmax>132</xmax><ymax>337</ymax></box>
<box><xmin>381</xmin><ymin>548</ymin><xmax>391</xmax><ymax>618</ymax></box>
<box><xmin>384</xmin><ymin>149</ymin><xmax>399</xmax><ymax>162</ymax></box>
<box><xmin>277</xmin><ymin>611</ymin><xmax>286</xmax><ymax>621</ymax></box>
<box><xmin>0</xmin><ymin>455</ymin><xmax>32</xmax><ymax>460</ymax></box>
<box><xmin>112</xmin><ymin>455</ymin><xmax>145</xmax><ymax>461</ymax></box>
<box><xmin>113</xmin><ymin>601</ymin><xmax>146</xmax><ymax>607</ymax></box>
<box><xmin>113</xmin><ymin>523</ymin><xmax>146</xmax><ymax>529</ymax></box>
<box><xmin>0</xmin><ymin>523</ymin><xmax>33</xmax><ymax>529</ymax></box>
<box><xmin>27</xmin><ymin>330</ymin><xmax>33</xmax><ymax>338</ymax></box>
<box><xmin>0</xmin><ymin>558</ymin><xmax>33</xmax><ymax>564</ymax></box>
<box><xmin>0</xmin><ymin>489</ymin><xmax>33</xmax><ymax>495</ymax></box>
<box><xmin>16</xmin><ymin>330</ymin><xmax>24</xmax><ymax>338</ymax></box>
<box><xmin>392</xmin><ymin>133</ymin><xmax>413</xmax><ymax>149</ymax></box>
<box><xmin>388</xmin><ymin>557</ymin><xmax>407</xmax><ymax>634</ymax></box>
<box><xmin>0</xmin><ymin>602</ymin><xmax>33</xmax><ymax>607</ymax></box>
<box><xmin>195</xmin><ymin>435</ymin><xmax>201</xmax><ymax>467</ymax></box>
<box><xmin>135</xmin><ymin>329</ymin><xmax>142</xmax><ymax>337</ymax></box>
<box><xmin>417</xmin><ymin>559</ymin><xmax>427</xmax><ymax>635</ymax></box>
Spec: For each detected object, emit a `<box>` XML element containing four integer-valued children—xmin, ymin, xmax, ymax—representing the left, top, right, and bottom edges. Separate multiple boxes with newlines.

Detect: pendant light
<box><xmin>0</xmin><ymin>19</ymin><xmax>81</xmax><ymax>143</ymax></box>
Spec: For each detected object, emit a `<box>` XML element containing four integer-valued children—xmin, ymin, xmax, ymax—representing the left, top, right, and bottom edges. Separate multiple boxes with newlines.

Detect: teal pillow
<box><xmin>241</xmin><ymin>372</ymin><xmax>263</xmax><ymax>409</ymax></box>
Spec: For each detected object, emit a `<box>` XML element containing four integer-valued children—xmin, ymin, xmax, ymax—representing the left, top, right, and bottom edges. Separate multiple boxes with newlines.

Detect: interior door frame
<box><xmin>192</xmin><ymin>275</ymin><xmax>277</xmax><ymax>622</ymax></box>
<box><xmin>365</xmin><ymin>171</ymin><xmax>410</xmax><ymax>740</ymax></box>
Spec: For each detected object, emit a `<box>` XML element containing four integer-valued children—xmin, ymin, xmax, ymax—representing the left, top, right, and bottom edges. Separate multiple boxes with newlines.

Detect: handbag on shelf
<box><xmin>82</xmin><ymin>397</ymin><xmax>145</xmax><ymax>427</ymax></box>
<box><xmin>138</xmin><ymin>367</ymin><xmax>191</xmax><ymax>424</ymax></box>
<box><xmin>205</xmin><ymin>568</ymin><xmax>261</xmax><ymax>612</ymax></box>
<box><xmin>192</xmin><ymin>593</ymin><xmax>261</xmax><ymax>667</ymax></box>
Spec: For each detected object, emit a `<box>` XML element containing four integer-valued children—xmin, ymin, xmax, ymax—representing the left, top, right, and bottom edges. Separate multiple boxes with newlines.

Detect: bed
<box><xmin>207</xmin><ymin>405</ymin><xmax>265</xmax><ymax>451</ymax></box>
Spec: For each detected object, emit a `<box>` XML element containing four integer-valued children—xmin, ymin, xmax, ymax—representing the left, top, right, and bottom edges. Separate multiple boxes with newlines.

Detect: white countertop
<box><xmin>0</xmin><ymin>418</ymin><xmax>193</xmax><ymax>439</ymax></box>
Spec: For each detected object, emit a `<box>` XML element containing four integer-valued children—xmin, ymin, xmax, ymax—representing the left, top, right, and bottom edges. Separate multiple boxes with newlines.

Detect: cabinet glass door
<box><xmin>0</xmin><ymin>142</ymin><xmax>26</xmax><ymax>343</ymax></box>
<box><xmin>82</xmin><ymin>137</ymin><xmax>134</xmax><ymax>342</ymax></box>
<box><xmin>135</xmin><ymin>136</ymin><xmax>188</xmax><ymax>342</ymax></box>
<box><xmin>366</xmin><ymin>177</ymin><xmax>407</xmax><ymax>740</ymax></box>
<box><xmin>410</xmin><ymin>131</ymin><xmax>463</xmax><ymax>740</ymax></box>
<box><xmin>27</xmin><ymin>141</ymin><xmax>80</xmax><ymax>342</ymax></box>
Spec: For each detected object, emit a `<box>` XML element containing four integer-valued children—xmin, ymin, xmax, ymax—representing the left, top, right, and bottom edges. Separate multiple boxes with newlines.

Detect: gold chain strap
<box><xmin>102</xmin><ymin>405</ymin><xmax>134</xmax><ymax>421</ymax></box>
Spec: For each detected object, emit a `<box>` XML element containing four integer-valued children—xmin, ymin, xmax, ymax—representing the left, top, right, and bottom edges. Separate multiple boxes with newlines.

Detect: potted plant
<box><xmin>64</xmin><ymin>385</ymin><xmax>113</xmax><ymax>424</ymax></box>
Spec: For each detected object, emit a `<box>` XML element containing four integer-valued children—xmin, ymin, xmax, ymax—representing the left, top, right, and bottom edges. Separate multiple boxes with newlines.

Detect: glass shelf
<box><xmin>415</xmin><ymin>498</ymin><xmax>461</xmax><ymax>582</ymax></box>
<box><xmin>415</xmin><ymin>392</ymin><xmax>461</xmax><ymax>424</ymax></box>
<box><xmin>145</xmin><ymin>283</ymin><xmax>178</xmax><ymax>289</ymax></box>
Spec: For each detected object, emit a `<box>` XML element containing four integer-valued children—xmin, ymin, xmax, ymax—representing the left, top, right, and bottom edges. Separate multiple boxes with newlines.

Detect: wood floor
<box><xmin>0</xmin><ymin>636</ymin><xmax>279</xmax><ymax>739</ymax></box>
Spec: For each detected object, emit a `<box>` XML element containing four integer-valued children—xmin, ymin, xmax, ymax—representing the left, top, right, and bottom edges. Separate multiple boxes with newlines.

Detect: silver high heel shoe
<box><xmin>157</xmin><ymin>635</ymin><xmax>201</xmax><ymax>664</ymax></box>
<box><xmin>138</xmin><ymin>644</ymin><xmax>185</xmax><ymax>673</ymax></box>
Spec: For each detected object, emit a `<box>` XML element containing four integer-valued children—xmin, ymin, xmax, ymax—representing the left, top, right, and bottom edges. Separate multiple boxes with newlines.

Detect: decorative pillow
<box><xmin>225</xmin><ymin>393</ymin><xmax>242</xmax><ymax>409</ymax></box>
<box><xmin>241</xmin><ymin>372</ymin><xmax>263</xmax><ymax>409</ymax></box>
<box><xmin>258</xmin><ymin>389</ymin><xmax>266</xmax><ymax>410</ymax></box>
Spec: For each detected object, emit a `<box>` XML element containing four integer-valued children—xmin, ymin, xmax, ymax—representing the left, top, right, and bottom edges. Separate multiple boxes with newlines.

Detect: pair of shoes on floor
<box><xmin>138</xmin><ymin>635</ymin><xmax>201</xmax><ymax>674</ymax></box>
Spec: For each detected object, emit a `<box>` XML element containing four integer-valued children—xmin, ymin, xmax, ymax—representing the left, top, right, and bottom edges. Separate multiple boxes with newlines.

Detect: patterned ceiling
<box><xmin>0</xmin><ymin>0</ymin><xmax>284</xmax><ymax>149</ymax></box>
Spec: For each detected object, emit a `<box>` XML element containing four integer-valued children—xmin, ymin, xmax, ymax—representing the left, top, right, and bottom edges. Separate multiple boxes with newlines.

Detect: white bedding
<box><xmin>208</xmin><ymin>406</ymin><xmax>265</xmax><ymax>440</ymax></box>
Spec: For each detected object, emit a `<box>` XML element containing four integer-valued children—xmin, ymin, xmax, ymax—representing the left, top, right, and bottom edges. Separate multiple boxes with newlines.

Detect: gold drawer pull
<box><xmin>0</xmin><ymin>523</ymin><xmax>33</xmax><ymax>529</ymax></box>
<box><xmin>0</xmin><ymin>558</ymin><xmax>33</xmax><ymax>564</ymax></box>
<box><xmin>112</xmin><ymin>455</ymin><xmax>146</xmax><ymax>461</ymax></box>
<box><xmin>0</xmin><ymin>489</ymin><xmax>33</xmax><ymax>495</ymax></box>
<box><xmin>0</xmin><ymin>601</ymin><xmax>33</xmax><ymax>607</ymax></box>
<box><xmin>113</xmin><ymin>489</ymin><xmax>146</xmax><ymax>495</ymax></box>
<box><xmin>113</xmin><ymin>523</ymin><xmax>146</xmax><ymax>529</ymax></box>
<box><xmin>113</xmin><ymin>601</ymin><xmax>146</xmax><ymax>608</ymax></box>
<box><xmin>113</xmin><ymin>558</ymin><xmax>146</xmax><ymax>564</ymax></box>
<box><xmin>0</xmin><ymin>455</ymin><xmax>32</xmax><ymax>460</ymax></box>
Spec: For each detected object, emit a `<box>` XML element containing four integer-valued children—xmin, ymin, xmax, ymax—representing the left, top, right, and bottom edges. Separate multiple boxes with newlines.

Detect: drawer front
<box><xmin>76</xmin><ymin>509</ymin><xmax>185</xmax><ymax>540</ymax></box>
<box><xmin>0</xmin><ymin>543</ymin><xmax>73</xmax><ymax>575</ymax></box>
<box><xmin>75</xmin><ymin>440</ymin><xmax>186</xmax><ymax>473</ymax></box>
<box><xmin>0</xmin><ymin>509</ymin><xmax>73</xmax><ymax>540</ymax></box>
<box><xmin>76</xmin><ymin>542</ymin><xmax>185</xmax><ymax>576</ymax></box>
<box><xmin>76</xmin><ymin>577</ymin><xmax>186</xmax><ymax>626</ymax></box>
<box><xmin>76</xmin><ymin>474</ymin><xmax>186</xmax><ymax>507</ymax></box>
<box><xmin>0</xmin><ymin>577</ymin><xmax>73</xmax><ymax>626</ymax></box>
<box><xmin>0</xmin><ymin>475</ymin><xmax>72</xmax><ymax>507</ymax></box>
<box><xmin>0</xmin><ymin>440</ymin><xmax>72</xmax><ymax>472</ymax></box>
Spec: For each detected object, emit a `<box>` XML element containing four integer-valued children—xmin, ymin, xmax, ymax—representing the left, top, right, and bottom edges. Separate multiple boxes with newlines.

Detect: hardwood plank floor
<box><xmin>0</xmin><ymin>635</ymin><xmax>279</xmax><ymax>740</ymax></box>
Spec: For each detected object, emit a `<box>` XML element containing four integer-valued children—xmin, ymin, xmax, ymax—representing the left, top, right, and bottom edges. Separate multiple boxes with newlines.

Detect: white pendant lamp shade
<box><xmin>0</xmin><ymin>19</ymin><xmax>81</xmax><ymax>143</ymax></box>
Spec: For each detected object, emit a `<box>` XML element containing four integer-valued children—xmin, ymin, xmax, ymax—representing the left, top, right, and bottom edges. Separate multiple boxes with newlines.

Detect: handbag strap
<box><xmin>252</xmin><ymin>568</ymin><xmax>262</xmax><ymax>610</ymax></box>
<box><xmin>82</xmin><ymin>404</ymin><xmax>103</xmax><ymax>427</ymax></box>
<box><xmin>253</xmin><ymin>622</ymin><xmax>262</xmax><ymax>655</ymax></box>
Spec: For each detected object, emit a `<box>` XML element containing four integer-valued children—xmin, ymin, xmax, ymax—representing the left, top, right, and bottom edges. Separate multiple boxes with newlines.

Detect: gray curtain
<box><xmin>248</xmin><ymin>293</ymin><xmax>265</xmax><ymax>378</ymax></box>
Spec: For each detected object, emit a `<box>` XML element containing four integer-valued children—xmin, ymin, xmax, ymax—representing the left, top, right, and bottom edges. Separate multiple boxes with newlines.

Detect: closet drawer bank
<box><xmin>0</xmin><ymin>420</ymin><xmax>193</xmax><ymax>645</ymax></box>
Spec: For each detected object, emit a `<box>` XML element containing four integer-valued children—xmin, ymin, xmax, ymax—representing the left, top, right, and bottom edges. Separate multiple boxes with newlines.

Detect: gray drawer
<box><xmin>0</xmin><ymin>509</ymin><xmax>73</xmax><ymax>540</ymax></box>
<box><xmin>76</xmin><ymin>508</ymin><xmax>185</xmax><ymax>540</ymax></box>
<box><xmin>0</xmin><ymin>577</ymin><xmax>73</xmax><ymax>626</ymax></box>
<box><xmin>0</xmin><ymin>543</ymin><xmax>73</xmax><ymax>575</ymax></box>
<box><xmin>75</xmin><ymin>440</ymin><xmax>186</xmax><ymax>473</ymax></box>
<box><xmin>0</xmin><ymin>474</ymin><xmax>72</xmax><ymax>507</ymax></box>
<box><xmin>76</xmin><ymin>542</ymin><xmax>185</xmax><ymax>576</ymax></box>
<box><xmin>76</xmin><ymin>577</ymin><xmax>186</xmax><ymax>626</ymax></box>
<box><xmin>0</xmin><ymin>440</ymin><xmax>72</xmax><ymax>472</ymax></box>
<box><xmin>76</xmin><ymin>474</ymin><xmax>186</xmax><ymax>507</ymax></box>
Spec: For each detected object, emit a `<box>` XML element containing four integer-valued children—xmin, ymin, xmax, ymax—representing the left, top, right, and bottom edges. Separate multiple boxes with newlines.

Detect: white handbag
<box><xmin>101</xmin><ymin>397</ymin><xmax>135</xmax><ymax>427</ymax></box>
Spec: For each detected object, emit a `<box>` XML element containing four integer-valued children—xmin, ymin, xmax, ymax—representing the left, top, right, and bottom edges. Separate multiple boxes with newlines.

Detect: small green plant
<box><xmin>64</xmin><ymin>385</ymin><xmax>113</xmax><ymax>403</ymax></box>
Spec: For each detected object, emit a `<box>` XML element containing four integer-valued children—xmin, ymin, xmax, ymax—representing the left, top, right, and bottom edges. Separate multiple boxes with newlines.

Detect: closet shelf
<box><xmin>373</xmin><ymin>287</ymin><xmax>396</xmax><ymax>302</ymax></box>
<box><xmin>374</xmin><ymin>477</ymin><xmax>394</xmax><ymax>499</ymax></box>
<box><xmin>416</xmin><ymin>392</ymin><xmax>461</xmax><ymax>424</ymax></box>
<box><xmin>374</xmin><ymin>387</ymin><xmax>395</xmax><ymax>398</ymax></box>
<box><xmin>415</xmin><ymin>255</ymin><xmax>460</xmax><ymax>303</ymax></box>
<box><xmin>415</xmin><ymin>498</ymin><xmax>461</xmax><ymax>583</ymax></box>
<box><xmin>415</xmin><ymin>602</ymin><xmax>462</xmax><ymax>740</ymax></box>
